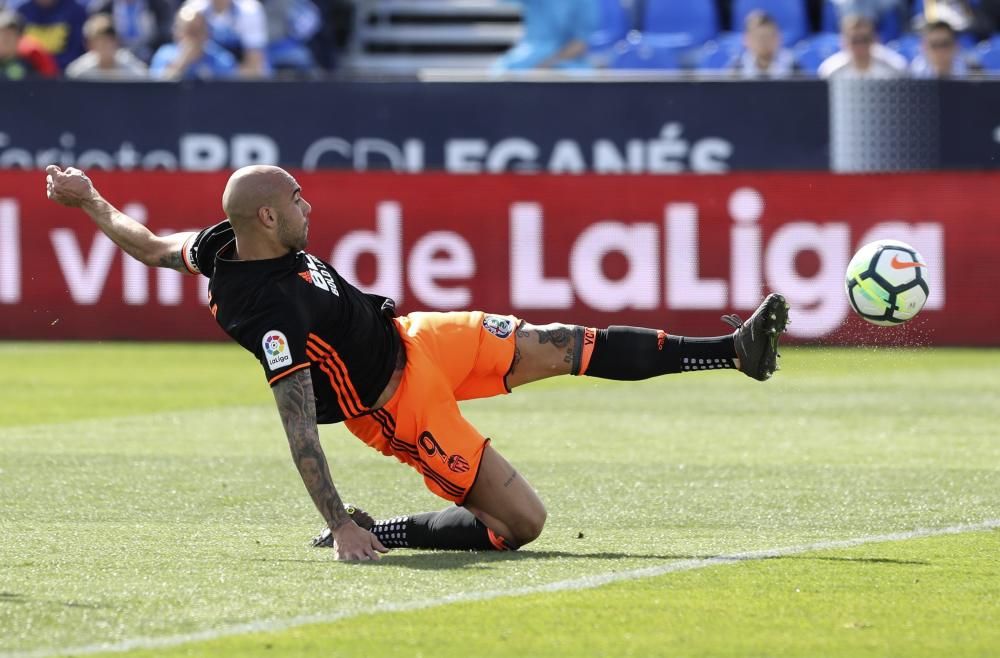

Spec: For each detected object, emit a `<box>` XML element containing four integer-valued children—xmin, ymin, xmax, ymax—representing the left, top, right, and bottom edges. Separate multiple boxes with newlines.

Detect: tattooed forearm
<box><xmin>158</xmin><ymin>249</ymin><xmax>185</xmax><ymax>272</ymax></box>
<box><xmin>273</xmin><ymin>369</ymin><xmax>352</xmax><ymax>530</ymax></box>
<box><xmin>537</xmin><ymin>327</ymin><xmax>573</xmax><ymax>348</ymax></box>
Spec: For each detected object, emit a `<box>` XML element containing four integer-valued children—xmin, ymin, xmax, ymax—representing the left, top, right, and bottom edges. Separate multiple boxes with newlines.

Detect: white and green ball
<box><xmin>845</xmin><ymin>239</ymin><xmax>929</xmax><ymax>326</ymax></box>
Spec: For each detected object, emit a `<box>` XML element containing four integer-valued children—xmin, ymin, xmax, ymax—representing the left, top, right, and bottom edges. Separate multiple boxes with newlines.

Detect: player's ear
<box><xmin>257</xmin><ymin>206</ymin><xmax>277</xmax><ymax>229</ymax></box>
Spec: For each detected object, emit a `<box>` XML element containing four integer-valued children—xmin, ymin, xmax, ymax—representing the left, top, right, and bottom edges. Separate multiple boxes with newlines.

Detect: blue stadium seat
<box><xmin>977</xmin><ymin>36</ymin><xmax>1000</xmax><ymax>71</ymax></box>
<box><xmin>877</xmin><ymin>10</ymin><xmax>903</xmax><ymax>42</ymax></box>
<box><xmin>641</xmin><ymin>0</ymin><xmax>719</xmax><ymax>46</ymax></box>
<box><xmin>610</xmin><ymin>38</ymin><xmax>685</xmax><ymax>69</ymax></box>
<box><xmin>693</xmin><ymin>33</ymin><xmax>744</xmax><ymax>70</ymax></box>
<box><xmin>731</xmin><ymin>0</ymin><xmax>808</xmax><ymax>45</ymax></box>
<box><xmin>821</xmin><ymin>0</ymin><xmax>838</xmax><ymax>32</ymax></box>
<box><xmin>793</xmin><ymin>32</ymin><xmax>841</xmax><ymax>74</ymax></box>
<box><xmin>823</xmin><ymin>0</ymin><xmax>902</xmax><ymax>41</ymax></box>
<box><xmin>589</xmin><ymin>0</ymin><xmax>633</xmax><ymax>51</ymax></box>
<box><xmin>888</xmin><ymin>32</ymin><xmax>922</xmax><ymax>61</ymax></box>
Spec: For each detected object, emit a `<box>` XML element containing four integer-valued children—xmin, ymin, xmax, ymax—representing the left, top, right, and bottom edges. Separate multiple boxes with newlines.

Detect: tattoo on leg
<box><xmin>503</xmin><ymin>471</ymin><xmax>517</xmax><ymax>488</ymax></box>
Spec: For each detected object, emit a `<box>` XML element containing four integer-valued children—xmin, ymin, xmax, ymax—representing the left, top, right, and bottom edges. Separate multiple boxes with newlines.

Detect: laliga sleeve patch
<box><xmin>262</xmin><ymin>330</ymin><xmax>293</xmax><ymax>371</ymax></box>
<box><xmin>483</xmin><ymin>315</ymin><xmax>514</xmax><ymax>339</ymax></box>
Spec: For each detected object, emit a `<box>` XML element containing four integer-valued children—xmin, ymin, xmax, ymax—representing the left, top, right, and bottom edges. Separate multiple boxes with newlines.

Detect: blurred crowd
<box><xmin>0</xmin><ymin>0</ymin><xmax>350</xmax><ymax>79</ymax></box>
<box><xmin>0</xmin><ymin>0</ymin><xmax>998</xmax><ymax>80</ymax></box>
<box><xmin>497</xmin><ymin>0</ymin><xmax>1000</xmax><ymax>77</ymax></box>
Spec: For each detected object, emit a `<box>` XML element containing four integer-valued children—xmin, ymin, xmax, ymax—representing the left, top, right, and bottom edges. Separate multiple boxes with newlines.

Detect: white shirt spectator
<box><xmin>910</xmin><ymin>53</ymin><xmax>969</xmax><ymax>78</ymax></box>
<box><xmin>183</xmin><ymin>0</ymin><xmax>267</xmax><ymax>52</ymax></box>
<box><xmin>737</xmin><ymin>48</ymin><xmax>797</xmax><ymax>79</ymax></box>
<box><xmin>66</xmin><ymin>47</ymin><xmax>147</xmax><ymax>78</ymax></box>
<box><xmin>819</xmin><ymin>43</ymin><xmax>907</xmax><ymax>79</ymax></box>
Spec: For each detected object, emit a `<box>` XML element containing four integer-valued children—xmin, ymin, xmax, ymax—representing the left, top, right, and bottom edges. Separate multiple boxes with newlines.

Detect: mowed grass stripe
<box><xmin>0</xmin><ymin>342</ymin><xmax>270</xmax><ymax>428</ymax></box>
<box><xmin>17</xmin><ymin>523</ymin><xmax>999</xmax><ymax>658</ymax></box>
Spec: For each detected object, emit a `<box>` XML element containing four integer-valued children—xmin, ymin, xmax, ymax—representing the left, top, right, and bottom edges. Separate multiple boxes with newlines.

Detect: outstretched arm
<box><xmin>45</xmin><ymin>165</ymin><xmax>196</xmax><ymax>273</ymax></box>
<box><xmin>272</xmin><ymin>368</ymin><xmax>388</xmax><ymax>561</ymax></box>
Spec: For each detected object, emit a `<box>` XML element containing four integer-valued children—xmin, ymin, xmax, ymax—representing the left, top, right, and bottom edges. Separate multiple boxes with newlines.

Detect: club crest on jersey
<box><xmin>263</xmin><ymin>331</ymin><xmax>292</xmax><ymax>371</ymax></box>
<box><xmin>301</xmin><ymin>254</ymin><xmax>339</xmax><ymax>296</ymax></box>
<box><xmin>483</xmin><ymin>315</ymin><xmax>514</xmax><ymax>339</ymax></box>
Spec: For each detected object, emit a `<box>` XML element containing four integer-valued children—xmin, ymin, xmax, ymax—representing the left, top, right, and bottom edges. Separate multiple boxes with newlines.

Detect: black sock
<box><xmin>371</xmin><ymin>506</ymin><xmax>511</xmax><ymax>551</ymax></box>
<box><xmin>578</xmin><ymin>326</ymin><xmax>737</xmax><ymax>380</ymax></box>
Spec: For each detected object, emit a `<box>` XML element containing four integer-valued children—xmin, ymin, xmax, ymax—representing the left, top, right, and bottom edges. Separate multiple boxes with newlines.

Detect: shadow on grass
<box><xmin>252</xmin><ymin>551</ymin><xmax>929</xmax><ymax>570</ymax></box>
<box><xmin>0</xmin><ymin>591</ymin><xmax>106</xmax><ymax>608</ymax></box>
<box><xmin>772</xmin><ymin>555</ymin><xmax>929</xmax><ymax>566</ymax></box>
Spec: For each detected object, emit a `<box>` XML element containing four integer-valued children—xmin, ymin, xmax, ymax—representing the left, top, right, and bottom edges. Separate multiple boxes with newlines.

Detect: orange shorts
<box><xmin>344</xmin><ymin>311</ymin><xmax>519</xmax><ymax>504</ymax></box>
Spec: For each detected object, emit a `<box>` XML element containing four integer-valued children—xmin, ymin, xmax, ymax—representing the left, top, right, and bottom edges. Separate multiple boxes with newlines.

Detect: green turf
<box><xmin>1</xmin><ymin>344</ymin><xmax>998</xmax><ymax>657</ymax></box>
<box><xmin>93</xmin><ymin>529</ymin><xmax>1000</xmax><ymax>658</ymax></box>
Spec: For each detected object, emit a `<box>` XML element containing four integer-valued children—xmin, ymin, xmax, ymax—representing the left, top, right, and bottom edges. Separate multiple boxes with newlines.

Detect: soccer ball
<box><xmin>845</xmin><ymin>239</ymin><xmax>929</xmax><ymax>326</ymax></box>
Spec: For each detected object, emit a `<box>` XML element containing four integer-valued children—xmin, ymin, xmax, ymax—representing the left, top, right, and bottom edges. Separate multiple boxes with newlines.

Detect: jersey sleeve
<box><xmin>181</xmin><ymin>220</ymin><xmax>234</xmax><ymax>277</ymax></box>
<box><xmin>244</xmin><ymin>294</ymin><xmax>312</xmax><ymax>387</ymax></box>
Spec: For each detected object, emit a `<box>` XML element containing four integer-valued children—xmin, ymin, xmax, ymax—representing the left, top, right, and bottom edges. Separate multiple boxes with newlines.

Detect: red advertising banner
<box><xmin>0</xmin><ymin>171</ymin><xmax>997</xmax><ymax>345</ymax></box>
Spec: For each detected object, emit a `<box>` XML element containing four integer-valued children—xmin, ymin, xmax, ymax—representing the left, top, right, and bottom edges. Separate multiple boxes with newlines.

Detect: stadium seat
<box><xmin>589</xmin><ymin>0</ymin><xmax>633</xmax><ymax>51</ymax></box>
<box><xmin>821</xmin><ymin>0</ymin><xmax>838</xmax><ymax>32</ymax></box>
<box><xmin>793</xmin><ymin>32</ymin><xmax>841</xmax><ymax>74</ymax></box>
<box><xmin>610</xmin><ymin>37</ymin><xmax>685</xmax><ymax>69</ymax></box>
<box><xmin>731</xmin><ymin>0</ymin><xmax>808</xmax><ymax>46</ymax></box>
<box><xmin>887</xmin><ymin>32</ymin><xmax>922</xmax><ymax>61</ymax></box>
<box><xmin>823</xmin><ymin>0</ymin><xmax>902</xmax><ymax>41</ymax></box>
<box><xmin>641</xmin><ymin>0</ymin><xmax>719</xmax><ymax>47</ymax></box>
<box><xmin>976</xmin><ymin>35</ymin><xmax>1000</xmax><ymax>71</ymax></box>
<box><xmin>693</xmin><ymin>33</ymin><xmax>743</xmax><ymax>70</ymax></box>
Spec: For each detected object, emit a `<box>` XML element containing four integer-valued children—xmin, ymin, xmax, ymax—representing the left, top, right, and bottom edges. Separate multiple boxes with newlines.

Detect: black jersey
<box><xmin>182</xmin><ymin>220</ymin><xmax>401</xmax><ymax>425</ymax></box>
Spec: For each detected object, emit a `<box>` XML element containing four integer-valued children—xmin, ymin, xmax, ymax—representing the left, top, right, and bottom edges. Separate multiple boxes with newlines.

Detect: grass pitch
<box><xmin>1</xmin><ymin>343</ymin><xmax>998</xmax><ymax>658</ymax></box>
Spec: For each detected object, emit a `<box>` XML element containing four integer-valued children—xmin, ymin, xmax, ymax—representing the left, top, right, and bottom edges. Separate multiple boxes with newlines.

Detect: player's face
<box><xmin>276</xmin><ymin>183</ymin><xmax>311</xmax><ymax>252</ymax></box>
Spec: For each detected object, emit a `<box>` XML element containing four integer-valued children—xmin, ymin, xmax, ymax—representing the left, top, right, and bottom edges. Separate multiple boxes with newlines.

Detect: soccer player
<box><xmin>46</xmin><ymin>165</ymin><xmax>790</xmax><ymax>561</ymax></box>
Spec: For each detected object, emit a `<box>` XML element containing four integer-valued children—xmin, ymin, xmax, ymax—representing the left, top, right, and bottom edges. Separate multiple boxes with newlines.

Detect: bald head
<box><xmin>222</xmin><ymin>165</ymin><xmax>296</xmax><ymax>229</ymax></box>
<box><xmin>221</xmin><ymin>165</ymin><xmax>311</xmax><ymax>259</ymax></box>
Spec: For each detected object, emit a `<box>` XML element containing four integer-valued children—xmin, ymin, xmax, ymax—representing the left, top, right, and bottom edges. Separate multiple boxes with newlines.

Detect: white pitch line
<box><xmin>5</xmin><ymin>519</ymin><xmax>999</xmax><ymax>658</ymax></box>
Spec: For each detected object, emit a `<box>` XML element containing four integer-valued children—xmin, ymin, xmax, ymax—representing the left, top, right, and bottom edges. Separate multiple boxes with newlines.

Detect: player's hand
<box><xmin>45</xmin><ymin>165</ymin><xmax>99</xmax><ymax>208</ymax></box>
<box><xmin>331</xmin><ymin>520</ymin><xmax>389</xmax><ymax>561</ymax></box>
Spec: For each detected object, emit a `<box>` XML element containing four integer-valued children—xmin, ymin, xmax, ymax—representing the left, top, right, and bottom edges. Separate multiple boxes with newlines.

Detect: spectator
<box><xmin>66</xmin><ymin>13</ymin><xmax>147</xmax><ymax>78</ymax></box>
<box><xmin>181</xmin><ymin>0</ymin><xmax>269</xmax><ymax>77</ymax></box>
<box><xmin>17</xmin><ymin>28</ymin><xmax>58</xmax><ymax>75</ymax></box>
<box><xmin>0</xmin><ymin>10</ymin><xmax>36</xmax><ymax>79</ymax></box>
<box><xmin>818</xmin><ymin>13</ymin><xmax>907</xmax><ymax>79</ymax></box>
<box><xmin>89</xmin><ymin>0</ymin><xmax>174</xmax><ymax>63</ymax></box>
<box><xmin>494</xmin><ymin>0</ymin><xmax>599</xmax><ymax>71</ymax></box>
<box><xmin>149</xmin><ymin>4</ymin><xmax>237</xmax><ymax>80</ymax></box>
<box><xmin>910</xmin><ymin>19</ymin><xmax>975</xmax><ymax>78</ymax></box>
<box><xmin>14</xmin><ymin>0</ymin><xmax>88</xmax><ymax>70</ymax></box>
<box><xmin>734</xmin><ymin>10</ymin><xmax>798</xmax><ymax>79</ymax></box>
<box><xmin>262</xmin><ymin>0</ymin><xmax>320</xmax><ymax>72</ymax></box>
<box><xmin>0</xmin><ymin>9</ymin><xmax>57</xmax><ymax>78</ymax></box>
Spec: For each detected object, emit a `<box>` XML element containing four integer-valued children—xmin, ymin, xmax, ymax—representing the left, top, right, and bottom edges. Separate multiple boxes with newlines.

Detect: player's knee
<box><xmin>510</xmin><ymin>504</ymin><xmax>547</xmax><ymax>546</ymax></box>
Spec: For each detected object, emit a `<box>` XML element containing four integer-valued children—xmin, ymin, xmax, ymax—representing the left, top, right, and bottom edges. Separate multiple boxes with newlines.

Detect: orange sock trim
<box><xmin>577</xmin><ymin>327</ymin><xmax>597</xmax><ymax>376</ymax></box>
<box><xmin>487</xmin><ymin>528</ymin><xmax>511</xmax><ymax>551</ymax></box>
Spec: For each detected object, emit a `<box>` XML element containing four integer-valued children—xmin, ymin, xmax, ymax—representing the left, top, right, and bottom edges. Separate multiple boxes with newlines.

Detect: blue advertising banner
<box><xmin>0</xmin><ymin>80</ymin><xmax>829</xmax><ymax>173</ymax></box>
